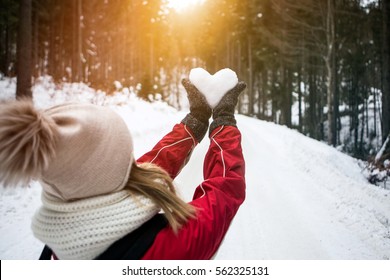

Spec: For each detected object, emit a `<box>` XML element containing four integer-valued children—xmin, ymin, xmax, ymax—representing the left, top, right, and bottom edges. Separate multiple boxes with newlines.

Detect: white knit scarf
<box><xmin>31</xmin><ymin>190</ymin><xmax>159</xmax><ymax>259</ymax></box>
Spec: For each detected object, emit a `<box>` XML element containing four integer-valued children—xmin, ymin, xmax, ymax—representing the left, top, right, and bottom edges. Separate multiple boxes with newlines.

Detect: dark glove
<box><xmin>209</xmin><ymin>81</ymin><xmax>247</xmax><ymax>135</ymax></box>
<box><xmin>181</xmin><ymin>78</ymin><xmax>212</xmax><ymax>142</ymax></box>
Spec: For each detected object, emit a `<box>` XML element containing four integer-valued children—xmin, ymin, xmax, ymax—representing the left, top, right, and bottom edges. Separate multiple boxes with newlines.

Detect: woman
<box><xmin>0</xmin><ymin>78</ymin><xmax>246</xmax><ymax>260</ymax></box>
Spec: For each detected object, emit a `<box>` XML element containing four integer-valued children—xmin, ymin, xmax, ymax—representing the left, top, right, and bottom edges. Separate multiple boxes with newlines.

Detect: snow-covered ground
<box><xmin>0</xmin><ymin>77</ymin><xmax>389</xmax><ymax>259</ymax></box>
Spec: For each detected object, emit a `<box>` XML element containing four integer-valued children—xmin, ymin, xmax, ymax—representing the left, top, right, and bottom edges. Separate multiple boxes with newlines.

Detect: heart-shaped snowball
<box><xmin>189</xmin><ymin>68</ymin><xmax>238</xmax><ymax>109</ymax></box>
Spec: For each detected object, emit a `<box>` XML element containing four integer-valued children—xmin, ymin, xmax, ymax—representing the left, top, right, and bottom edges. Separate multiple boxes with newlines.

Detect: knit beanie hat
<box><xmin>0</xmin><ymin>100</ymin><xmax>134</xmax><ymax>201</ymax></box>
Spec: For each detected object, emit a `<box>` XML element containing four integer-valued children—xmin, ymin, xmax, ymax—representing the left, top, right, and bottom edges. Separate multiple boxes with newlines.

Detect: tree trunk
<box><xmin>72</xmin><ymin>0</ymin><xmax>82</xmax><ymax>82</ymax></box>
<box><xmin>33</xmin><ymin>11</ymin><xmax>39</xmax><ymax>77</ymax></box>
<box><xmin>78</xmin><ymin>0</ymin><xmax>83</xmax><ymax>81</ymax></box>
<box><xmin>262</xmin><ymin>69</ymin><xmax>268</xmax><ymax>119</ymax></box>
<box><xmin>0</xmin><ymin>18</ymin><xmax>8</xmax><ymax>75</ymax></box>
<box><xmin>72</xmin><ymin>0</ymin><xmax>77</xmax><ymax>82</ymax></box>
<box><xmin>16</xmin><ymin>0</ymin><xmax>32</xmax><ymax>99</ymax></box>
<box><xmin>326</xmin><ymin>0</ymin><xmax>337</xmax><ymax>146</ymax></box>
<box><xmin>308</xmin><ymin>65</ymin><xmax>318</xmax><ymax>139</ymax></box>
<box><xmin>374</xmin><ymin>88</ymin><xmax>378</xmax><ymax>137</ymax></box>
<box><xmin>150</xmin><ymin>33</ymin><xmax>154</xmax><ymax>82</ymax></box>
<box><xmin>247</xmin><ymin>35</ymin><xmax>254</xmax><ymax>116</ymax></box>
<box><xmin>382</xmin><ymin>0</ymin><xmax>390</xmax><ymax>144</ymax></box>
<box><xmin>297</xmin><ymin>66</ymin><xmax>303</xmax><ymax>132</ymax></box>
<box><xmin>375</xmin><ymin>132</ymin><xmax>390</xmax><ymax>163</ymax></box>
<box><xmin>237</xmin><ymin>40</ymin><xmax>243</xmax><ymax>114</ymax></box>
<box><xmin>286</xmin><ymin>68</ymin><xmax>292</xmax><ymax>128</ymax></box>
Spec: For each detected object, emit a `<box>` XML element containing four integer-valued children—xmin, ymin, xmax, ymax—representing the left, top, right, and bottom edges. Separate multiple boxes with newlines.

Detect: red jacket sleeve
<box><xmin>142</xmin><ymin>125</ymin><xmax>246</xmax><ymax>260</ymax></box>
<box><xmin>137</xmin><ymin>123</ymin><xmax>197</xmax><ymax>179</ymax></box>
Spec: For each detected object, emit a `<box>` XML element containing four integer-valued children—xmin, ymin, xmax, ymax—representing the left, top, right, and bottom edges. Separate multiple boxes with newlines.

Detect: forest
<box><xmin>1</xmin><ymin>0</ymin><xmax>390</xmax><ymax>166</ymax></box>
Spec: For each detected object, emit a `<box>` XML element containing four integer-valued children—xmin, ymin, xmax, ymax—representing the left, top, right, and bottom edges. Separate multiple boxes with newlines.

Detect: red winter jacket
<box><xmin>38</xmin><ymin>123</ymin><xmax>245</xmax><ymax>260</ymax></box>
<box><xmin>137</xmin><ymin>123</ymin><xmax>246</xmax><ymax>260</ymax></box>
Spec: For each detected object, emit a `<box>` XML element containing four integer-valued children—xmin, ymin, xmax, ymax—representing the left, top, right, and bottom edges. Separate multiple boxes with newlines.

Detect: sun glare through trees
<box><xmin>165</xmin><ymin>0</ymin><xmax>205</xmax><ymax>12</ymax></box>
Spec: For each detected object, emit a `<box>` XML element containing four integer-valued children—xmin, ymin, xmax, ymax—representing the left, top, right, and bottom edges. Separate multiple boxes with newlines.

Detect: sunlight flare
<box><xmin>166</xmin><ymin>0</ymin><xmax>205</xmax><ymax>12</ymax></box>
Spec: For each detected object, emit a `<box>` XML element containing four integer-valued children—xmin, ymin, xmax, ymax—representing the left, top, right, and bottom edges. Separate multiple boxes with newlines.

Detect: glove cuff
<box><xmin>181</xmin><ymin>113</ymin><xmax>209</xmax><ymax>143</ymax></box>
<box><xmin>209</xmin><ymin>116</ymin><xmax>236</xmax><ymax>137</ymax></box>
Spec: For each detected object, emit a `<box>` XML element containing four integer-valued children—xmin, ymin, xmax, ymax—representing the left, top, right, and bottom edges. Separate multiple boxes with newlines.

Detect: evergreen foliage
<box><xmin>1</xmin><ymin>0</ymin><xmax>389</xmax><ymax>160</ymax></box>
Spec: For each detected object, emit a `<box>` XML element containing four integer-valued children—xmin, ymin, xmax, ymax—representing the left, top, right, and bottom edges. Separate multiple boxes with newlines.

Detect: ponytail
<box><xmin>126</xmin><ymin>162</ymin><xmax>196</xmax><ymax>234</ymax></box>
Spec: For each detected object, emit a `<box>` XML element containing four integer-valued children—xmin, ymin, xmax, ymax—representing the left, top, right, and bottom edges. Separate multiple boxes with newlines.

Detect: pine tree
<box><xmin>16</xmin><ymin>0</ymin><xmax>32</xmax><ymax>99</ymax></box>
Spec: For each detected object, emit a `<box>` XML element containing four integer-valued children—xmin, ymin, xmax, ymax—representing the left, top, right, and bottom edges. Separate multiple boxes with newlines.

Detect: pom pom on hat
<box><xmin>0</xmin><ymin>100</ymin><xmax>134</xmax><ymax>201</ymax></box>
<box><xmin>0</xmin><ymin>99</ymin><xmax>57</xmax><ymax>186</ymax></box>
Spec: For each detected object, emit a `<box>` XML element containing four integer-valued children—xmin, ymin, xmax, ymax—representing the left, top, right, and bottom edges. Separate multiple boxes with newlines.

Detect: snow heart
<box><xmin>189</xmin><ymin>68</ymin><xmax>238</xmax><ymax>109</ymax></box>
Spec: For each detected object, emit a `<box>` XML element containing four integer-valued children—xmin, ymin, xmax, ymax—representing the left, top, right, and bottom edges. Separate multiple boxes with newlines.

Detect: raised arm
<box><xmin>137</xmin><ymin>123</ymin><xmax>196</xmax><ymax>179</ymax></box>
<box><xmin>142</xmin><ymin>82</ymin><xmax>247</xmax><ymax>260</ymax></box>
<box><xmin>137</xmin><ymin>79</ymin><xmax>212</xmax><ymax>179</ymax></box>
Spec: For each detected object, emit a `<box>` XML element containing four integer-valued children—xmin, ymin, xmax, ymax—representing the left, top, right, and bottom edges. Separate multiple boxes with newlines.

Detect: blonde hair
<box><xmin>126</xmin><ymin>162</ymin><xmax>196</xmax><ymax>233</ymax></box>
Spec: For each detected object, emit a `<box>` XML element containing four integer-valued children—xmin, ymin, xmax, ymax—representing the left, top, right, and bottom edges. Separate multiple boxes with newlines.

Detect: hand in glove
<box><xmin>181</xmin><ymin>78</ymin><xmax>212</xmax><ymax>142</ymax></box>
<box><xmin>209</xmin><ymin>81</ymin><xmax>247</xmax><ymax>135</ymax></box>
